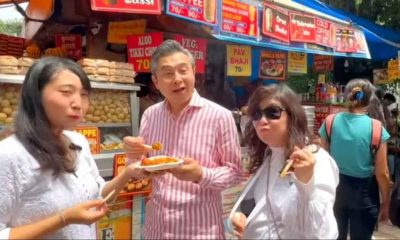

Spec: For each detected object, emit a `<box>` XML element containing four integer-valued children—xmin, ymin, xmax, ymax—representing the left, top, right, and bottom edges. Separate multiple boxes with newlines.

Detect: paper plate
<box><xmin>135</xmin><ymin>155</ymin><xmax>184</xmax><ymax>172</ymax></box>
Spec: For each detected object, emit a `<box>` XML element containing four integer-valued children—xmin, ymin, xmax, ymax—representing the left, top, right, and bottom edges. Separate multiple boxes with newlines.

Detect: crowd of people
<box><xmin>0</xmin><ymin>40</ymin><xmax>395</xmax><ymax>239</ymax></box>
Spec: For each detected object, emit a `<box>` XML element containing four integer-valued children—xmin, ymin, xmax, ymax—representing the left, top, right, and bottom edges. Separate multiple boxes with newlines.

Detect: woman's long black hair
<box><xmin>15</xmin><ymin>57</ymin><xmax>91</xmax><ymax>176</ymax></box>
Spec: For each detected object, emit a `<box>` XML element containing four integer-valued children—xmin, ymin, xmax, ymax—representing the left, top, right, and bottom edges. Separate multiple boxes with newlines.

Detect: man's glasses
<box><xmin>252</xmin><ymin>105</ymin><xmax>286</xmax><ymax>121</ymax></box>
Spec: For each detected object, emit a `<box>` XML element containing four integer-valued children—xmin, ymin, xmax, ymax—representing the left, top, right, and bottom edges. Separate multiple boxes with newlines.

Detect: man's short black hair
<box><xmin>383</xmin><ymin>93</ymin><xmax>396</xmax><ymax>104</ymax></box>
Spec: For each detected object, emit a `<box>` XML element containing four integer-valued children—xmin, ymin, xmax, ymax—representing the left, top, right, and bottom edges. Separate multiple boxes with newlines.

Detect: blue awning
<box><xmin>293</xmin><ymin>0</ymin><xmax>400</xmax><ymax>61</ymax></box>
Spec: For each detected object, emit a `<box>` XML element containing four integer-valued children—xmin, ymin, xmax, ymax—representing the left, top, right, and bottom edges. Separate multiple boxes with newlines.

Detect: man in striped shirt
<box><xmin>124</xmin><ymin>40</ymin><xmax>243</xmax><ymax>239</ymax></box>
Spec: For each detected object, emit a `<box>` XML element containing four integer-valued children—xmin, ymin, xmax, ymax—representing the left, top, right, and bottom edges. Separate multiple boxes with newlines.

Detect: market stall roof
<box><xmin>293</xmin><ymin>0</ymin><xmax>400</xmax><ymax>61</ymax></box>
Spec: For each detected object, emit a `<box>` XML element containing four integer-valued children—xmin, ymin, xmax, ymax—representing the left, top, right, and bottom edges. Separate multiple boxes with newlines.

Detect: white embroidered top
<box><xmin>0</xmin><ymin>131</ymin><xmax>105</xmax><ymax>239</ymax></box>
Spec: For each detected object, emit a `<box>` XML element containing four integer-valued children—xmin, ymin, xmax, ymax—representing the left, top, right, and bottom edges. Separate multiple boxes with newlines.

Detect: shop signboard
<box><xmin>289</xmin><ymin>12</ymin><xmax>316</xmax><ymax>43</ymax></box>
<box><xmin>74</xmin><ymin>126</ymin><xmax>100</xmax><ymax>154</ymax></box>
<box><xmin>166</xmin><ymin>0</ymin><xmax>217</xmax><ymax>26</ymax></box>
<box><xmin>55</xmin><ymin>34</ymin><xmax>82</xmax><ymax>60</ymax></box>
<box><xmin>262</xmin><ymin>2</ymin><xmax>289</xmax><ymax>43</ymax></box>
<box><xmin>335</xmin><ymin>27</ymin><xmax>357</xmax><ymax>53</ymax></box>
<box><xmin>354</xmin><ymin>30</ymin><xmax>368</xmax><ymax>53</ymax></box>
<box><xmin>221</xmin><ymin>0</ymin><xmax>258</xmax><ymax>38</ymax></box>
<box><xmin>259</xmin><ymin>50</ymin><xmax>286</xmax><ymax>80</ymax></box>
<box><xmin>373</xmin><ymin>69</ymin><xmax>391</xmax><ymax>85</ymax></box>
<box><xmin>107</xmin><ymin>19</ymin><xmax>147</xmax><ymax>44</ymax></box>
<box><xmin>113</xmin><ymin>154</ymin><xmax>152</xmax><ymax>196</ymax></box>
<box><xmin>90</xmin><ymin>0</ymin><xmax>161</xmax><ymax>14</ymax></box>
<box><xmin>315</xmin><ymin>17</ymin><xmax>335</xmax><ymax>48</ymax></box>
<box><xmin>388</xmin><ymin>59</ymin><xmax>400</xmax><ymax>81</ymax></box>
<box><xmin>127</xmin><ymin>32</ymin><xmax>164</xmax><ymax>72</ymax></box>
<box><xmin>174</xmin><ymin>34</ymin><xmax>208</xmax><ymax>74</ymax></box>
<box><xmin>226</xmin><ymin>44</ymin><xmax>252</xmax><ymax>76</ymax></box>
<box><xmin>288</xmin><ymin>52</ymin><xmax>307</xmax><ymax>74</ymax></box>
<box><xmin>313</xmin><ymin>55</ymin><xmax>333</xmax><ymax>73</ymax></box>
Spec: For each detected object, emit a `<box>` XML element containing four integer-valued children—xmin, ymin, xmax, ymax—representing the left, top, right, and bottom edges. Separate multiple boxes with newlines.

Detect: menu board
<box><xmin>55</xmin><ymin>34</ymin><xmax>82</xmax><ymax>60</ymax></box>
<box><xmin>167</xmin><ymin>0</ymin><xmax>217</xmax><ymax>25</ymax></box>
<box><xmin>313</xmin><ymin>55</ymin><xmax>334</xmax><ymax>73</ymax></box>
<box><xmin>262</xmin><ymin>2</ymin><xmax>289</xmax><ymax>43</ymax></box>
<box><xmin>289</xmin><ymin>13</ymin><xmax>316</xmax><ymax>43</ymax></box>
<box><xmin>127</xmin><ymin>32</ymin><xmax>164</xmax><ymax>72</ymax></box>
<box><xmin>221</xmin><ymin>0</ymin><xmax>258</xmax><ymax>37</ymax></box>
<box><xmin>288</xmin><ymin>52</ymin><xmax>307</xmax><ymax>74</ymax></box>
<box><xmin>335</xmin><ymin>27</ymin><xmax>357</xmax><ymax>53</ymax></box>
<box><xmin>315</xmin><ymin>18</ymin><xmax>336</xmax><ymax>48</ymax></box>
<box><xmin>74</xmin><ymin>126</ymin><xmax>100</xmax><ymax>154</ymax></box>
<box><xmin>174</xmin><ymin>34</ymin><xmax>208</xmax><ymax>73</ymax></box>
<box><xmin>259</xmin><ymin>50</ymin><xmax>286</xmax><ymax>80</ymax></box>
<box><xmin>90</xmin><ymin>0</ymin><xmax>161</xmax><ymax>14</ymax></box>
<box><xmin>226</xmin><ymin>45</ymin><xmax>252</xmax><ymax>76</ymax></box>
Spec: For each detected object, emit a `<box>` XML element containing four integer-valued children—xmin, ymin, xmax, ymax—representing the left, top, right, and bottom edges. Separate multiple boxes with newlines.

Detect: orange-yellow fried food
<box><xmin>141</xmin><ymin>157</ymin><xmax>177</xmax><ymax>166</ymax></box>
<box><xmin>151</xmin><ymin>142</ymin><xmax>163</xmax><ymax>151</ymax></box>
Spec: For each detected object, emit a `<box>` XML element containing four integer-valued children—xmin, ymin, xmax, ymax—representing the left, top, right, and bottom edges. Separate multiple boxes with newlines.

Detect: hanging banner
<box><xmin>166</xmin><ymin>0</ymin><xmax>217</xmax><ymax>26</ymax></box>
<box><xmin>262</xmin><ymin>2</ymin><xmax>289</xmax><ymax>43</ymax></box>
<box><xmin>289</xmin><ymin>13</ymin><xmax>316</xmax><ymax>43</ymax></box>
<box><xmin>107</xmin><ymin>19</ymin><xmax>147</xmax><ymax>44</ymax></box>
<box><xmin>90</xmin><ymin>0</ymin><xmax>161</xmax><ymax>14</ymax></box>
<box><xmin>174</xmin><ymin>35</ymin><xmax>207</xmax><ymax>74</ymax></box>
<box><xmin>127</xmin><ymin>32</ymin><xmax>164</xmax><ymax>72</ymax></box>
<box><xmin>74</xmin><ymin>126</ymin><xmax>100</xmax><ymax>154</ymax></box>
<box><xmin>313</xmin><ymin>55</ymin><xmax>333</xmax><ymax>72</ymax></box>
<box><xmin>259</xmin><ymin>50</ymin><xmax>286</xmax><ymax>80</ymax></box>
<box><xmin>226</xmin><ymin>45</ymin><xmax>252</xmax><ymax>76</ymax></box>
<box><xmin>315</xmin><ymin>18</ymin><xmax>335</xmax><ymax>48</ymax></box>
<box><xmin>55</xmin><ymin>34</ymin><xmax>82</xmax><ymax>60</ymax></box>
<box><xmin>335</xmin><ymin>27</ymin><xmax>357</xmax><ymax>53</ymax></box>
<box><xmin>354</xmin><ymin>30</ymin><xmax>368</xmax><ymax>53</ymax></box>
<box><xmin>221</xmin><ymin>0</ymin><xmax>258</xmax><ymax>37</ymax></box>
<box><xmin>288</xmin><ymin>52</ymin><xmax>307</xmax><ymax>74</ymax></box>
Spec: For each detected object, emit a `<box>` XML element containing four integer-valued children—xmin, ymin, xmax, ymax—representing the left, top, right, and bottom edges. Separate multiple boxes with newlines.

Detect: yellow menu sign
<box><xmin>107</xmin><ymin>19</ymin><xmax>147</xmax><ymax>44</ymax></box>
<box><xmin>388</xmin><ymin>59</ymin><xmax>400</xmax><ymax>81</ymax></box>
<box><xmin>288</xmin><ymin>52</ymin><xmax>307</xmax><ymax>74</ymax></box>
<box><xmin>226</xmin><ymin>45</ymin><xmax>252</xmax><ymax>76</ymax></box>
<box><xmin>74</xmin><ymin>126</ymin><xmax>100</xmax><ymax>154</ymax></box>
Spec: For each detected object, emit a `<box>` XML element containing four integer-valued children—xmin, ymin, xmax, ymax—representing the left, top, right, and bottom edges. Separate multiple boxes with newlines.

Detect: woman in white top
<box><xmin>229</xmin><ymin>84</ymin><xmax>339</xmax><ymax>239</ymax></box>
<box><xmin>0</xmin><ymin>57</ymin><xmax>146</xmax><ymax>239</ymax></box>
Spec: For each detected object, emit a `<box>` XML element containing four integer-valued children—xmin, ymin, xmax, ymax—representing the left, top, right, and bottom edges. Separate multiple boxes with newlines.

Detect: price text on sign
<box><xmin>226</xmin><ymin>45</ymin><xmax>252</xmax><ymax>76</ymax></box>
<box><xmin>127</xmin><ymin>32</ymin><xmax>164</xmax><ymax>72</ymax></box>
<box><xmin>166</xmin><ymin>0</ymin><xmax>217</xmax><ymax>25</ymax></box>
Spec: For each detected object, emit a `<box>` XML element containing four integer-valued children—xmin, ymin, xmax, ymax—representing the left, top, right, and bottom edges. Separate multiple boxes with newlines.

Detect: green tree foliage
<box><xmin>0</xmin><ymin>19</ymin><xmax>23</xmax><ymax>36</ymax></box>
<box><xmin>321</xmin><ymin>0</ymin><xmax>400</xmax><ymax>31</ymax></box>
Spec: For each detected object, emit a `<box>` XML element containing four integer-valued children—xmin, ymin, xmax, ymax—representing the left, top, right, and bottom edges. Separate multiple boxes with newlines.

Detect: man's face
<box><xmin>152</xmin><ymin>52</ymin><xmax>195</xmax><ymax>109</ymax></box>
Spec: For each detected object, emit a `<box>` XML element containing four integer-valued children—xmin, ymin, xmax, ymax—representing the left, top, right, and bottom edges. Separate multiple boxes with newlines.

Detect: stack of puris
<box><xmin>0</xmin><ymin>55</ymin><xmax>19</xmax><ymax>74</ymax></box>
<box><xmin>78</xmin><ymin>58</ymin><xmax>110</xmax><ymax>82</ymax></box>
<box><xmin>18</xmin><ymin>57</ymin><xmax>35</xmax><ymax>74</ymax></box>
<box><xmin>109</xmin><ymin>61</ymin><xmax>136</xmax><ymax>84</ymax></box>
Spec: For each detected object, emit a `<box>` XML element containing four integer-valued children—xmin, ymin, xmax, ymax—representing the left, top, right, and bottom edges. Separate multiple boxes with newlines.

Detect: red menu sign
<box><xmin>313</xmin><ymin>55</ymin><xmax>333</xmax><ymax>73</ymax></box>
<box><xmin>167</xmin><ymin>0</ymin><xmax>217</xmax><ymax>25</ymax></box>
<box><xmin>315</xmin><ymin>18</ymin><xmax>336</xmax><ymax>48</ymax></box>
<box><xmin>335</xmin><ymin>27</ymin><xmax>357</xmax><ymax>53</ymax></box>
<box><xmin>259</xmin><ymin>50</ymin><xmax>287</xmax><ymax>80</ymax></box>
<box><xmin>221</xmin><ymin>0</ymin><xmax>258</xmax><ymax>37</ymax></box>
<box><xmin>90</xmin><ymin>0</ymin><xmax>161</xmax><ymax>14</ymax></box>
<box><xmin>289</xmin><ymin>13</ymin><xmax>316</xmax><ymax>43</ymax></box>
<box><xmin>74</xmin><ymin>126</ymin><xmax>100</xmax><ymax>154</ymax></box>
<box><xmin>55</xmin><ymin>34</ymin><xmax>82</xmax><ymax>60</ymax></box>
<box><xmin>262</xmin><ymin>2</ymin><xmax>289</xmax><ymax>43</ymax></box>
<box><xmin>174</xmin><ymin>35</ymin><xmax>207</xmax><ymax>74</ymax></box>
<box><xmin>127</xmin><ymin>32</ymin><xmax>164</xmax><ymax>72</ymax></box>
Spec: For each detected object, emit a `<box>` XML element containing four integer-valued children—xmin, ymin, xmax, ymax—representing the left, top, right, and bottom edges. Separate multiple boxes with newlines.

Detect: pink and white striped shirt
<box><xmin>140</xmin><ymin>91</ymin><xmax>242</xmax><ymax>239</ymax></box>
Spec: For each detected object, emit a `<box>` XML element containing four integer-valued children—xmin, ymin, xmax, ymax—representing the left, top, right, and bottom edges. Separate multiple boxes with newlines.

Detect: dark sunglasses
<box><xmin>252</xmin><ymin>105</ymin><xmax>286</xmax><ymax>121</ymax></box>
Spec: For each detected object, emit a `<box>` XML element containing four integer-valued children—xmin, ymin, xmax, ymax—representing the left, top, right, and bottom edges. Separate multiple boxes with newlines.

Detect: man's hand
<box><xmin>123</xmin><ymin>136</ymin><xmax>149</xmax><ymax>161</ymax></box>
<box><xmin>168</xmin><ymin>158</ymin><xmax>203</xmax><ymax>183</ymax></box>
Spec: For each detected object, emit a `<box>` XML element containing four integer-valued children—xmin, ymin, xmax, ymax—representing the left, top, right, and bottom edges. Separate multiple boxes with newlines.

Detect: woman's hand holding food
<box><xmin>62</xmin><ymin>200</ymin><xmax>108</xmax><ymax>225</ymax></box>
<box><xmin>289</xmin><ymin>146</ymin><xmax>316</xmax><ymax>184</ymax></box>
<box><xmin>123</xmin><ymin>136</ymin><xmax>149</xmax><ymax>161</ymax></box>
<box><xmin>231</xmin><ymin>212</ymin><xmax>247</xmax><ymax>239</ymax></box>
<box><xmin>168</xmin><ymin>158</ymin><xmax>203</xmax><ymax>183</ymax></box>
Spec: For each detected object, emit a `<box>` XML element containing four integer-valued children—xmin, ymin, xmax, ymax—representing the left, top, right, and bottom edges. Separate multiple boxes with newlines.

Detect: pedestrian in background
<box><xmin>319</xmin><ymin>78</ymin><xmax>391</xmax><ymax>240</ymax></box>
